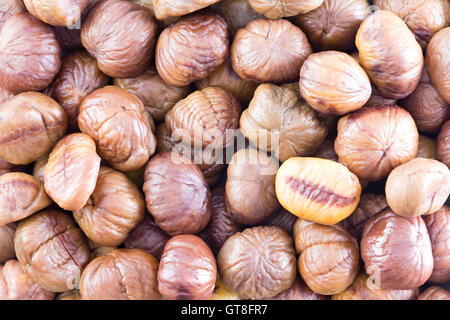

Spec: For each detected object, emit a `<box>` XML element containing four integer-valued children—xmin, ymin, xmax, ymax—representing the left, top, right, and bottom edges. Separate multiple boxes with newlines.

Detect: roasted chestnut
<box><xmin>418</xmin><ymin>286</ymin><xmax>450</xmax><ymax>300</ymax></box>
<box><xmin>153</xmin><ymin>0</ymin><xmax>222</xmax><ymax>20</ymax></box>
<box><xmin>249</xmin><ymin>0</ymin><xmax>324</xmax><ymax>18</ymax></box>
<box><xmin>23</xmin><ymin>0</ymin><xmax>90</xmax><ymax>26</ymax></box>
<box><xmin>426</xmin><ymin>27</ymin><xmax>450</xmax><ymax>104</ymax></box>
<box><xmin>0</xmin><ymin>0</ymin><xmax>24</xmax><ymax>26</ymax></box>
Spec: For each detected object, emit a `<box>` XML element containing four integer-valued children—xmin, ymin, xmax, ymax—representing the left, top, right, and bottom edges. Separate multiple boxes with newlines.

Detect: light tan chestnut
<box><xmin>153</xmin><ymin>0</ymin><xmax>222</xmax><ymax>20</ymax></box>
<box><xmin>23</xmin><ymin>0</ymin><xmax>90</xmax><ymax>26</ymax></box>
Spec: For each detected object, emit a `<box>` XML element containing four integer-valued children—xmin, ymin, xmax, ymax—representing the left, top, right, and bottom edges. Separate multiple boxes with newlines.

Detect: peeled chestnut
<box><xmin>78</xmin><ymin>86</ymin><xmax>156</xmax><ymax>172</ymax></box>
<box><xmin>45</xmin><ymin>51</ymin><xmax>110</xmax><ymax>130</ymax></box>
<box><xmin>158</xmin><ymin>234</ymin><xmax>217</xmax><ymax>300</ymax></box>
<box><xmin>153</xmin><ymin>0</ymin><xmax>221</xmax><ymax>20</ymax></box>
<box><xmin>81</xmin><ymin>0</ymin><xmax>157</xmax><ymax>78</ymax></box>
<box><xmin>437</xmin><ymin>120</ymin><xmax>450</xmax><ymax>167</ymax></box>
<box><xmin>14</xmin><ymin>210</ymin><xmax>91</xmax><ymax>292</ymax></box>
<box><xmin>80</xmin><ymin>248</ymin><xmax>161</xmax><ymax>300</ymax></box>
<box><xmin>249</xmin><ymin>0</ymin><xmax>324</xmax><ymax>18</ymax></box>
<box><xmin>335</xmin><ymin>105</ymin><xmax>419</xmax><ymax>181</ymax></box>
<box><xmin>418</xmin><ymin>286</ymin><xmax>450</xmax><ymax>300</ymax></box>
<box><xmin>268</xmin><ymin>277</ymin><xmax>328</xmax><ymax>300</ymax></box>
<box><xmin>0</xmin><ymin>87</ymin><xmax>12</xmax><ymax>105</ymax></box>
<box><xmin>0</xmin><ymin>0</ymin><xmax>24</xmax><ymax>26</ymax></box>
<box><xmin>240</xmin><ymin>84</ymin><xmax>327</xmax><ymax>162</ymax></box>
<box><xmin>426</xmin><ymin>27</ymin><xmax>450</xmax><ymax>104</ymax></box>
<box><xmin>0</xmin><ymin>12</ymin><xmax>61</xmax><ymax>94</ymax></box>
<box><xmin>143</xmin><ymin>152</ymin><xmax>211</xmax><ymax>235</ymax></box>
<box><xmin>23</xmin><ymin>0</ymin><xmax>90</xmax><ymax>26</ymax></box>
<box><xmin>418</xmin><ymin>135</ymin><xmax>437</xmax><ymax>159</ymax></box>
<box><xmin>356</xmin><ymin>10</ymin><xmax>423</xmax><ymax>99</ymax></box>
<box><xmin>0</xmin><ymin>223</ymin><xmax>16</xmax><ymax>263</ymax></box>
<box><xmin>218</xmin><ymin>226</ymin><xmax>297</xmax><ymax>300</ymax></box>
<box><xmin>0</xmin><ymin>92</ymin><xmax>67</xmax><ymax>165</ymax></box>
<box><xmin>361</xmin><ymin>208</ymin><xmax>434</xmax><ymax>290</ymax></box>
<box><xmin>231</xmin><ymin>18</ymin><xmax>312</xmax><ymax>84</ymax></box>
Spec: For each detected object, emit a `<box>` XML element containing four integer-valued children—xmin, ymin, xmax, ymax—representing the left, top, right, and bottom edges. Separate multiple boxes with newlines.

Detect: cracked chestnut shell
<box><xmin>361</xmin><ymin>208</ymin><xmax>434</xmax><ymax>290</ymax></box>
<box><xmin>294</xmin><ymin>219</ymin><xmax>359</xmax><ymax>295</ymax></box>
<box><xmin>275</xmin><ymin>157</ymin><xmax>361</xmax><ymax>225</ymax></box>
<box><xmin>73</xmin><ymin>166</ymin><xmax>146</xmax><ymax>247</ymax></box>
<box><xmin>0</xmin><ymin>172</ymin><xmax>51</xmax><ymax>227</ymax></box>
<box><xmin>225</xmin><ymin>148</ymin><xmax>280</xmax><ymax>225</ymax></box>
<box><xmin>385</xmin><ymin>158</ymin><xmax>450</xmax><ymax>217</ymax></box>
<box><xmin>0</xmin><ymin>0</ymin><xmax>24</xmax><ymax>26</ymax></box>
<box><xmin>418</xmin><ymin>286</ymin><xmax>450</xmax><ymax>300</ymax></box>
<box><xmin>0</xmin><ymin>223</ymin><xmax>16</xmax><ymax>263</ymax></box>
<box><xmin>437</xmin><ymin>120</ymin><xmax>450</xmax><ymax>167</ymax></box>
<box><xmin>335</xmin><ymin>105</ymin><xmax>419</xmax><ymax>181</ymax></box>
<box><xmin>14</xmin><ymin>210</ymin><xmax>91</xmax><ymax>292</ymax></box>
<box><xmin>299</xmin><ymin>51</ymin><xmax>371</xmax><ymax>115</ymax></box>
<box><xmin>0</xmin><ymin>92</ymin><xmax>67</xmax><ymax>165</ymax></box>
<box><xmin>292</xmin><ymin>0</ymin><xmax>369</xmax><ymax>52</ymax></box>
<box><xmin>153</xmin><ymin>0</ymin><xmax>221</xmax><ymax>20</ymax></box>
<box><xmin>249</xmin><ymin>0</ymin><xmax>324</xmax><ymax>18</ymax></box>
<box><xmin>418</xmin><ymin>135</ymin><xmax>437</xmax><ymax>159</ymax></box>
<box><xmin>158</xmin><ymin>234</ymin><xmax>217</xmax><ymax>300</ymax></box>
<box><xmin>78</xmin><ymin>86</ymin><xmax>156</xmax><ymax>172</ymax></box>
<box><xmin>165</xmin><ymin>87</ymin><xmax>241</xmax><ymax>149</ymax></box>
<box><xmin>80</xmin><ymin>248</ymin><xmax>161</xmax><ymax>300</ymax></box>
<box><xmin>45</xmin><ymin>51</ymin><xmax>109</xmax><ymax>130</ymax></box>
<box><xmin>423</xmin><ymin>205</ymin><xmax>450</xmax><ymax>284</ymax></box>
<box><xmin>240</xmin><ymin>84</ymin><xmax>327</xmax><ymax>162</ymax></box>
<box><xmin>143</xmin><ymin>152</ymin><xmax>211</xmax><ymax>235</ymax></box>
<box><xmin>268</xmin><ymin>277</ymin><xmax>328</xmax><ymax>300</ymax></box>
<box><xmin>374</xmin><ymin>0</ymin><xmax>450</xmax><ymax>49</ymax></box>
<box><xmin>0</xmin><ymin>259</ymin><xmax>55</xmax><ymax>300</ymax></box>
<box><xmin>231</xmin><ymin>18</ymin><xmax>312</xmax><ymax>84</ymax></box>
<box><xmin>356</xmin><ymin>10</ymin><xmax>423</xmax><ymax>99</ymax></box>
<box><xmin>218</xmin><ymin>226</ymin><xmax>296</xmax><ymax>300</ymax></box>
<box><xmin>426</xmin><ymin>27</ymin><xmax>450</xmax><ymax>104</ymax></box>
<box><xmin>81</xmin><ymin>0</ymin><xmax>157</xmax><ymax>78</ymax></box>
<box><xmin>44</xmin><ymin>133</ymin><xmax>101</xmax><ymax>211</ymax></box>
<box><xmin>24</xmin><ymin>0</ymin><xmax>90</xmax><ymax>26</ymax></box>
<box><xmin>0</xmin><ymin>12</ymin><xmax>61</xmax><ymax>94</ymax></box>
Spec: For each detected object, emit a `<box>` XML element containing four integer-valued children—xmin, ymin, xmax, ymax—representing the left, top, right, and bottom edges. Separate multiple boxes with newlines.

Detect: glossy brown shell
<box><xmin>356</xmin><ymin>10</ymin><xmax>423</xmax><ymax>99</ymax></box>
<box><xmin>426</xmin><ymin>27</ymin><xmax>450</xmax><ymax>104</ymax></box>
<box><xmin>231</xmin><ymin>18</ymin><xmax>312</xmax><ymax>84</ymax></box>
<box><xmin>437</xmin><ymin>119</ymin><xmax>450</xmax><ymax>167</ymax></box>
<box><xmin>423</xmin><ymin>205</ymin><xmax>450</xmax><ymax>284</ymax></box>
<box><xmin>361</xmin><ymin>208</ymin><xmax>434</xmax><ymax>290</ymax></box>
<box><xmin>0</xmin><ymin>12</ymin><xmax>61</xmax><ymax>94</ymax></box>
<box><xmin>143</xmin><ymin>152</ymin><xmax>212</xmax><ymax>235</ymax></box>
<box><xmin>217</xmin><ymin>226</ymin><xmax>297</xmax><ymax>300</ymax></box>
<box><xmin>24</xmin><ymin>0</ymin><xmax>90</xmax><ymax>26</ymax></box>
<box><xmin>292</xmin><ymin>0</ymin><xmax>369</xmax><ymax>52</ymax></box>
<box><xmin>80</xmin><ymin>248</ymin><xmax>161</xmax><ymax>300</ymax></box>
<box><xmin>81</xmin><ymin>0</ymin><xmax>157</xmax><ymax>78</ymax></box>
<box><xmin>418</xmin><ymin>286</ymin><xmax>450</xmax><ymax>300</ymax></box>
<box><xmin>158</xmin><ymin>234</ymin><xmax>217</xmax><ymax>300</ymax></box>
<box><xmin>335</xmin><ymin>105</ymin><xmax>419</xmax><ymax>181</ymax></box>
<box><xmin>45</xmin><ymin>51</ymin><xmax>110</xmax><ymax>130</ymax></box>
<box><xmin>0</xmin><ymin>0</ymin><xmax>24</xmax><ymax>26</ymax></box>
<box><xmin>14</xmin><ymin>210</ymin><xmax>91</xmax><ymax>292</ymax></box>
<box><xmin>44</xmin><ymin>133</ymin><xmax>101</xmax><ymax>211</ymax></box>
<box><xmin>78</xmin><ymin>86</ymin><xmax>156</xmax><ymax>172</ymax></box>
<box><xmin>268</xmin><ymin>277</ymin><xmax>329</xmax><ymax>300</ymax></box>
<box><xmin>0</xmin><ymin>223</ymin><xmax>16</xmax><ymax>263</ymax></box>
<box><xmin>249</xmin><ymin>0</ymin><xmax>324</xmax><ymax>18</ymax></box>
<box><xmin>154</xmin><ymin>0</ymin><xmax>221</xmax><ymax>20</ymax></box>
<box><xmin>0</xmin><ymin>92</ymin><xmax>67</xmax><ymax>165</ymax></box>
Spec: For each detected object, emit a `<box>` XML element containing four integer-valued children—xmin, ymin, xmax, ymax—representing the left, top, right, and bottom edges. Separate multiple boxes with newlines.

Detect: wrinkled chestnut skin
<box><xmin>231</xmin><ymin>19</ymin><xmax>312</xmax><ymax>84</ymax></box>
<box><xmin>342</xmin><ymin>193</ymin><xmax>388</xmax><ymax>240</ymax></box>
<box><xmin>418</xmin><ymin>135</ymin><xmax>437</xmax><ymax>159</ymax></box>
<box><xmin>53</xmin><ymin>26</ymin><xmax>81</xmax><ymax>51</ymax></box>
<box><xmin>23</xmin><ymin>0</ymin><xmax>90</xmax><ymax>26</ymax></box>
<box><xmin>198</xmin><ymin>187</ymin><xmax>241</xmax><ymax>256</ymax></box>
<box><xmin>158</xmin><ymin>234</ymin><xmax>217</xmax><ymax>300</ymax></box>
<box><xmin>0</xmin><ymin>223</ymin><xmax>16</xmax><ymax>263</ymax></box>
<box><xmin>143</xmin><ymin>152</ymin><xmax>212</xmax><ymax>235</ymax></box>
<box><xmin>0</xmin><ymin>13</ymin><xmax>61</xmax><ymax>94</ymax></box>
<box><xmin>44</xmin><ymin>133</ymin><xmax>101</xmax><ymax>211</ymax></box>
<box><xmin>0</xmin><ymin>87</ymin><xmax>12</xmax><ymax>105</ymax></box>
<box><xmin>400</xmin><ymin>67</ymin><xmax>449</xmax><ymax>133</ymax></box>
<box><xmin>0</xmin><ymin>260</ymin><xmax>55</xmax><ymax>300</ymax></box>
<box><xmin>78</xmin><ymin>86</ymin><xmax>156</xmax><ymax>172</ymax></box>
<box><xmin>32</xmin><ymin>156</ymin><xmax>48</xmax><ymax>185</ymax></box>
<box><xmin>364</xmin><ymin>85</ymin><xmax>397</xmax><ymax>107</ymax></box>
<box><xmin>332</xmin><ymin>273</ymin><xmax>418</xmax><ymax>300</ymax></box>
<box><xmin>196</xmin><ymin>59</ymin><xmax>258</xmax><ymax>105</ymax></box>
<box><xmin>80</xmin><ymin>248</ymin><xmax>161</xmax><ymax>300</ymax></box>
<box><xmin>81</xmin><ymin>0</ymin><xmax>157</xmax><ymax>78</ymax></box>
<box><xmin>218</xmin><ymin>226</ymin><xmax>296</xmax><ymax>300</ymax></box>
<box><xmin>225</xmin><ymin>148</ymin><xmax>280</xmax><ymax>225</ymax></box>
<box><xmin>361</xmin><ymin>208</ymin><xmax>434</xmax><ymax>290</ymax></box>
<box><xmin>294</xmin><ymin>219</ymin><xmax>359</xmax><ymax>295</ymax></box>
<box><xmin>260</xmin><ymin>207</ymin><xmax>298</xmax><ymax>236</ymax></box>
<box><xmin>0</xmin><ymin>92</ymin><xmax>67</xmax><ymax>165</ymax></box>
<box><xmin>385</xmin><ymin>158</ymin><xmax>450</xmax><ymax>217</ymax></box>
<box><xmin>45</xmin><ymin>51</ymin><xmax>110</xmax><ymax>130</ymax></box>
<box><xmin>374</xmin><ymin>0</ymin><xmax>450</xmax><ymax>49</ymax></box>
<box><xmin>240</xmin><ymin>84</ymin><xmax>327</xmax><ymax>162</ymax></box>
<box><xmin>0</xmin><ymin>156</ymin><xmax>22</xmax><ymax>177</ymax></box>
<box><xmin>0</xmin><ymin>0</ymin><xmax>24</xmax><ymax>26</ymax></box>
<box><xmin>153</xmin><ymin>0</ymin><xmax>221</xmax><ymax>20</ymax></box>
<box><xmin>314</xmin><ymin>138</ymin><xmax>338</xmax><ymax>162</ymax></box>
<box><xmin>165</xmin><ymin>87</ymin><xmax>241</xmax><ymax>149</ymax></box>
<box><xmin>249</xmin><ymin>0</ymin><xmax>324</xmax><ymax>18</ymax></box>
<box><xmin>418</xmin><ymin>286</ymin><xmax>450</xmax><ymax>300</ymax></box>
<box><xmin>0</xmin><ymin>173</ymin><xmax>51</xmax><ymax>227</ymax></box>
<box><xmin>268</xmin><ymin>277</ymin><xmax>329</xmax><ymax>300</ymax></box>
<box><xmin>335</xmin><ymin>105</ymin><xmax>419</xmax><ymax>181</ymax></box>
<box><xmin>426</xmin><ymin>27</ymin><xmax>450</xmax><ymax>104</ymax></box>
<box><xmin>437</xmin><ymin>120</ymin><xmax>450</xmax><ymax>167</ymax></box>
<box><xmin>14</xmin><ymin>210</ymin><xmax>91</xmax><ymax>292</ymax></box>
<box><xmin>293</xmin><ymin>0</ymin><xmax>369</xmax><ymax>52</ymax></box>
<box><xmin>74</xmin><ymin>167</ymin><xmax>146</xmax><ymax>247</ymax></box>
<box><xmin>114</xmin><ymin>68</ymin><xmax>190</xmax><ymax>123</ymax></box>
<box><xmin>423</xmin><ymin>206</ymin><xmax>450</xmax><ymax>284</ymax></box>
<box><xmin>299</xmin><ymin>51</ymin><xmax>371</xmax><ymax>115</ymax></box>
<box><xmin>356</xmin><ymin>10</ymin><xmax>423</xmax><ymax>99</ymax></box>
<box><xmin>124</xmin><ymin>215</ymin><xmax>171</xmax><ymax>261</ymax></box>
<box><xmin>210</xmin><ymin>277</ymin><xmax>239</xmax><ymax>300</ymax></box>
